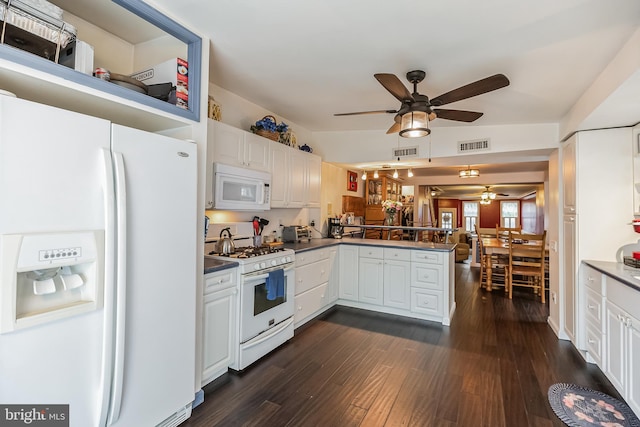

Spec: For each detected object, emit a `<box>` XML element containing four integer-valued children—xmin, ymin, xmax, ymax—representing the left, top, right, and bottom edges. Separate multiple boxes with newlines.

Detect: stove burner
<box><xmin>208</xmin><ymin>246</ymin><xmax>286</xmax><ymax>258</ymax></box>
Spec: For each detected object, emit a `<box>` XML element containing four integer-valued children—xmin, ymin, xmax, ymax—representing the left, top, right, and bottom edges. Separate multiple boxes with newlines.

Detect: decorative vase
<box><xmin>385</xmin><ymin>212</ymin><xmax>395</xmax><ymax>225</ymax></box>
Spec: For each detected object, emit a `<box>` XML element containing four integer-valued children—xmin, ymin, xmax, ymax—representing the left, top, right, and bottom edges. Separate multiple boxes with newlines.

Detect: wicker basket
<box><xmin>254</xmin><ymin>115</ymin><xmax>280</xmax><ymax>141</ymax></box>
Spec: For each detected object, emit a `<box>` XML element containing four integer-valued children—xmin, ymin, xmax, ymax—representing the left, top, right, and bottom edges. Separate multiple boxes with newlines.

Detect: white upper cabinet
<box><xmin>210</xmin><ymin>121</ymin><xmax>270</xmax><ymax>172</ymax></box>
<box><xmin>270</xmin><ymin>143</ymin><xmax>321</xmax><ymax>208</ymax></box>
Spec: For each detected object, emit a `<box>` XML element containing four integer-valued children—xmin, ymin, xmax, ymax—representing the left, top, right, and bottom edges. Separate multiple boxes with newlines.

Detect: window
<box><xmin>500</xmin><ymin>201</ymin><xmax>519</xmax><ymax>228</ymax></box>
<box><xmin>462</xmin><ymin>202</ymin><xmax>478</xmax><ymax>233</ymax></box>
<box><xmin>441</xmin><ymin>211</ymin><xmax>453</xmax><ymax>229</ymax></box>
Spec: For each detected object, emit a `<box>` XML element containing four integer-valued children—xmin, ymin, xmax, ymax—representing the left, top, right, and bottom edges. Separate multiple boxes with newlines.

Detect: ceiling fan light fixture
<box><xmin>459</xmin><ymin>166</ymin><xmax>480</xmax><ymax>178</ymax></box>
<box><xmin>399</xmin><ymin>111</ymin><xmax>430</xmax><ymax>138</ymax></box>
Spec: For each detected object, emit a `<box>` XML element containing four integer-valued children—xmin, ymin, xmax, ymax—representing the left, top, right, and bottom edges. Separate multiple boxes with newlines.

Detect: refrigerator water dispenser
<box><xmin>0</xmin><ymin>231</ymin><xmax>104</xmax><ymax>333</ymax></box>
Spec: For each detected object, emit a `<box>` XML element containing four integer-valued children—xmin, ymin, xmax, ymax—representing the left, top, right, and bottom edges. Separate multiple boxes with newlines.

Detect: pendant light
<box><xmin>361</xmin><ymin>170</ymin><xmax>367</xmax><ymax>180</ymax></box>
<box><xmin>407</xmin><ymin>168</ymin><xmax>414</xmax><ymax>178</ymax></box>
<box><xmin>373</xmin><ymin>170</ymin><xmax>379</xmax><ymax>179</ymax></box>
<box><xmin>393</xmin><ymin>169</ymin><xmax>398</xmax><ymax>179</ymax></box>
<box><xmin>459</xmin><ymin>165</ymin><xmax>480</xmax><ymax>178</ymax></box>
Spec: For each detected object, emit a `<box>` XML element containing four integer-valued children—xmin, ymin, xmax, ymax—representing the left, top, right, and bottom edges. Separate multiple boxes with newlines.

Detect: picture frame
<box><xmin>347</xmin><ymin>170</ymin><xmax>358</xmax><ymax>192</ymax></box>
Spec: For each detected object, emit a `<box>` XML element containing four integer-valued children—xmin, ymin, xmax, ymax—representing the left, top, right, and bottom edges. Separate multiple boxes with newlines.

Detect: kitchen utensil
<box><xmin>215</xmin><ymin>227</ymin><xmax>235</xmax><ymax>255</ymax></box>
<box><xmin>253</xmin><ymin>217</ymin><xmax>260</xmax><ymax>236</ymax></box>
<box><xmin>258</xmin><ymin>218</ymin><xmax>269</xmax><ymax>235</ymax></box>
<box><xmin>204</xmin><ymin>215</ymin><xmax>210</xmax><ymax>239</ymax></box>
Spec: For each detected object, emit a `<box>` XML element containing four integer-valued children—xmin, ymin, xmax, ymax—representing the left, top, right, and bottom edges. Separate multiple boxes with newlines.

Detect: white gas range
<box><xmin>205</xmin><ymin>222</ymin><xmax>296</xmax><ymax>370</ymax></box>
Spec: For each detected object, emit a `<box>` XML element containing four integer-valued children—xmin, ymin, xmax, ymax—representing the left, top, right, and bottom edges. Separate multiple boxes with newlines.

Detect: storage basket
<box><xmin>254</xmin><ymin>115</ymin><xmax>280</xmax><ymax>141</ymax></box>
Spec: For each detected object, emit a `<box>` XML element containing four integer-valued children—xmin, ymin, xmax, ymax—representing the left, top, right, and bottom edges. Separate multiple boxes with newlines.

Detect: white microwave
<box><xmin>213</xmin><ymin>163</ymin><xmax>271</xmax><ymax>211</ymax></box>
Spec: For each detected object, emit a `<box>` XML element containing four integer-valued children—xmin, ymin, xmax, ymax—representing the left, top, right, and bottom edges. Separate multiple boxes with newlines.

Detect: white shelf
<box><xmin>0</xmin><ymin>47</ymin><xmax>194</xmax><ymax>132</ymax></box>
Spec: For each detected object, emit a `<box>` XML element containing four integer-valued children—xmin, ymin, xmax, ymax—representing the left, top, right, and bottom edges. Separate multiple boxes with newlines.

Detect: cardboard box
<box><xmin>130</xmin><ymin>58</ymin><xmax>188</xmax><ymax>109</ymax></box>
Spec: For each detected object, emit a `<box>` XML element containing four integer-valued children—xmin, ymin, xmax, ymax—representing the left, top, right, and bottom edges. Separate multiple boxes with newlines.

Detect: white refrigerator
<box><xmin>0</xmin><ymin>95</ymin><xmax>198</xmax><ymax>427</ymax></box>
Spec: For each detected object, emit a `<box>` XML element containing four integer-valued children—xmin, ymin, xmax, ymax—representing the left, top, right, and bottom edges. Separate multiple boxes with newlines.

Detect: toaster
<box><xmin>282</xmin><ymin>225</ymin><xmax>312</xmax><ymax>243</ymax></box>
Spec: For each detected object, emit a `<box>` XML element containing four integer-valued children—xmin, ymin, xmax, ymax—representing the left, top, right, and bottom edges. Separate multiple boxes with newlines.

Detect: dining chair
<box><xmin>477</xmin><ymin>235</ymin><xmax>509</xmax><ymax>291</ymax></box>
<box><xmin>507</xmin><ymin>230</ymin><xmax>547</xmax><ymax>302</ymax></box>
<box><xmin>496</xmin><ymin>225</ymin><xmax>522</xmax><ymax>239</ymax></box>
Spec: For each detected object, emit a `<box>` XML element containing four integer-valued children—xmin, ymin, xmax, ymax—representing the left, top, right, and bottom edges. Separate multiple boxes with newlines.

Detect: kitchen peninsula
<box><xmin>283</xmin><ymin>238</ymin><xmax>456</xmax><ymax>327</ymax></box>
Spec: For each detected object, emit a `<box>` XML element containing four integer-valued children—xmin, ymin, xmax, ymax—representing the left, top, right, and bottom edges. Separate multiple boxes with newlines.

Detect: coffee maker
<box><xmin>328</xmin><ymin>217</ymin><xmax>343</xmax><ymax>238</ymax></box>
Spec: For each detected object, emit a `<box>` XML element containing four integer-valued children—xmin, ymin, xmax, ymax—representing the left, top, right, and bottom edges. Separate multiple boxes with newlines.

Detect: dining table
<box><xmin>481</xmin><ymin>236</ymin><xmax>549</xmax><ymax>292</ymax></box>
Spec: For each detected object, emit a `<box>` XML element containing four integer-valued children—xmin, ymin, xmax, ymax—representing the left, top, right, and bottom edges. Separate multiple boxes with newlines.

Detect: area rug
<box><xmin>548</xmin><ymin>383</ymin><xmax>640</xmax><ymax>426</ymax></box>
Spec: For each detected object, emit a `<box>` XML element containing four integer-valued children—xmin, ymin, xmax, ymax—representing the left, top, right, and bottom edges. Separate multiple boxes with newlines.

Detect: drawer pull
<box><xmin>588</xmin><ymin>339</ymin><xmax>595</xmax><ymax>344</ymax></box>
<box><xmin>588</xmin><ymin>304</ymin><xmax>595</xmax><ymax>310</ymax></box>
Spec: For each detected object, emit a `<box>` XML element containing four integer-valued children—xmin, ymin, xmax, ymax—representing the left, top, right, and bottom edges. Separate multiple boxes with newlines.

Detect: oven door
<box><xmin>240</xmin><ymin>264</ymin><xmax>294</xmax><ymax>343</ymax></box>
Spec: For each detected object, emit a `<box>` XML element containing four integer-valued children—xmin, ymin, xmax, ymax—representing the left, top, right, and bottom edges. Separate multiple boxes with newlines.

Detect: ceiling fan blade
<box><xmin>430</xmin><ymin>74</ymin><xmax>510</xmax><ymax>106</ymax></box>
<box><xmin>334</xmin><ymin>109</ymin><xmax>397</xmax><ymax>116</ymax></box>
<box><xmin>433</xmin><ymin>109</ymin><xmax>483</xmax><ymax>122</ymax></box>
<box><xmin>386</xmin><ymin>122</ymin><xmax>401</xmax><ymax>134</ymax></box>
<box><xmin>374</xmin><ymin>73</ymin><xmax>414</xmax><ymax>102</ymax></box>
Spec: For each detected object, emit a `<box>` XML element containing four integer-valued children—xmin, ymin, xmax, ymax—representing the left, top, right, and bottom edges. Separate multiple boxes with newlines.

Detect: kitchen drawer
<box><xmin>296</xmin><ymin>248</ymin><xmax>329</xmax><ymax>267</ymax></box>
<box><xmin>410</xmin><ymin>288</ymin><xmax>443</xmax><ymax>317</ymax></box>
<box><xmin>384</xmin><ymin>247</ymin><xmax>411</xmax><ymax>261</ymax></box>
<box><xmin>585</xmin><ymin>287</ymin><xmax>604</xmax><ymax>330</ymax></box>
<box><xmin>411</xmin><ymin>263</ymin><xmax>444</xmax><ymax>290</ymax></box>
<box><xmin>585</xmin><ymin>323</ymin><xmax>603</xmax><ymax>367</ymax></box>
<box><xmin>295</xmin><ymin>258</ymin><xmax>330</xmax><ymax>295</ymax></box>
<box><xmin>411</xmin><ymin>250</ymin><xmax>443</xmax><ymax>265</ymax></box>
<box><xmin>294</xmin><ymin>282</ymin><xmax>329</xmax><ymax>325</ymax></box>
<box><xmin>360</xmin><ymin>246</ymin><xmax>384</xmax><ymax>259</ymax></box>
<box><xmin>582</xmin><ymin>264</ymin><xmax>603</xmax><ymax>293</ymax></box>
<box><xmin>204</xmin><ymin>270</ymin><xmax>236</xmax><ymax>295</ymax></box>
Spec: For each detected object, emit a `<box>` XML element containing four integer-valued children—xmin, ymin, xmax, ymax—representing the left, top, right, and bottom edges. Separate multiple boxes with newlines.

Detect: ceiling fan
<box><xmin>334</xmin><ymin>70</ymin><xmax>510</xmax><ymax>134</ymax></box>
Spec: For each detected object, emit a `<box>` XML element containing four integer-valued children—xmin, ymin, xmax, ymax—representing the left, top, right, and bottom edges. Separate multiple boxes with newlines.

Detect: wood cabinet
<box><xmin>364</xmin><ymin>175</ymin><xmax>402</xmax><ymax>238</ymax></box>
<box><xmin>294</xmin><ymin>247</ymin><xmax>337</xmax><ymax>327</ymax></box>
<box><xmin>270</xmin><ymin>143</ymin><xmax>321</xmax><ymax>208</ymax></box>
<box><xmin>210</xmin><ymin>120</ymin><xmax>270</xmax><ymax>172</ymax></box>
<box><xmin>201</xmin><ymin>269</ymin><xmax>237</xmax><ymax>386</ymax></box>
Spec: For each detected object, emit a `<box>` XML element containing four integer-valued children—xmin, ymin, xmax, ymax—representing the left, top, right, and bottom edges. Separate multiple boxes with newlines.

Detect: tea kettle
<box><xmin>215</xmin><ymin>227</ymin><xmax>235</xmax><ymax>255</ymax></box>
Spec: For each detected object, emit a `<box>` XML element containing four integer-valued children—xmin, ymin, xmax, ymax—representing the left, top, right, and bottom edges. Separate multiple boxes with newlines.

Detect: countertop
<box><xmin>203</xmin><ymin>257</ymin><xmax>239</xmax><ymax>275</ymax></box>
<box><xmin>583</xmin><ymin>260</ymin><xmax>640</xmax><ymax>292</ymax></box>
<box><xmin>282</xmin><ymin>237</ymin><xmax>456</xmax><ymax>253</ymax></box>
<box><xmin>203</xmin><ymin>238</ymin><xmax>456</xmax><ymax>274</ymax></box>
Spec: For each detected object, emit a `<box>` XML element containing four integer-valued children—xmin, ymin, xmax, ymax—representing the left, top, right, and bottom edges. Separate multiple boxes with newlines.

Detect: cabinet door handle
<box><xmin>588</xmin><ymin>339</ymin><xmax>595</xmax><ymax>344</ymax></box>
<box><xmin>232</xmin><ymin>289</ymin><xmax>238</xmax><ymax>295</ymax></box>
<box><xmin>298</xmin><ymin>279</ymin><xmax>303</xmax><ymax>283</ymax></box>
<box><xmin>298</xmin><ymin>306</ymin><xmax>302</xmax><ymax>311</ymax></box>
<box><xmin>588</xmin><ymin>304</ymin><xmax>595</xmax><ymax>310</ymax></box>
<box><xmin>588</xmin><ymin>276</ymin><xmax>594</xmax><ymax>282</ymax></box>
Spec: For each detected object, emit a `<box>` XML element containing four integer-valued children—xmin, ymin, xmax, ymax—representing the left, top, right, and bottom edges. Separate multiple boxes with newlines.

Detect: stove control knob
<box><xmin>286</xmin><ymin>256</ymin><xmax>292</xmax><ymax>263</ymax></box>
<box><xmin>260</xmin><ymin>262</ymin><xmax>266</xmax><ymax>269</ymax></box>
<box><xmin>254</xmin><ymin>263</ymin><xmax>261</xmax><ymax>271</ymax></box>
<box><xmin>281</xmin><ymin>257</ymin><xmax>287</xmax><ymax>263</ymax></box>
<box><xmin>270</xmin><ymin>259</ymin><xmax>277</xmax><ymax>266</ymax></box>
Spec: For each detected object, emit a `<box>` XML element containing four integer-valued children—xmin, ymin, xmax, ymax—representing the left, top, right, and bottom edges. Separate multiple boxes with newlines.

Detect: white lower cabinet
<box><xmin>383</xmin><ymin>248</ymin><xmax>411</xmax><ymax>310</ymax></box>
<box><xmin>201</xmin><ymin>269</ymin><xmax>237</xmax><ymax>387</ymax></box>
<box><xmin>359</xmin><ymin>246</ymin><xmax>384</xmax><ymax>305</ymax></box>
<box><xmin>294</xmin><ymin>247</ymin><xmax>338</xmax><ymax>327</ymax></box>
<box><xmin>604</xmin><ymin>275</ymin><xmax>640</xmax><ymax>416</ymax></box>
<box><xmin>339</xmin><ymin>245</ymin><xmax>359</xmax><ymax>301</ymax></box>
<box><xmin>337</xmin><ymin>245</ymin><xmax>452</xmax><ymax>324</ymax></box>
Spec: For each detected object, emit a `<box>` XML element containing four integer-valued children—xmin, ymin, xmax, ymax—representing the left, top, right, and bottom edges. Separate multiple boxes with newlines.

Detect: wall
<box><xmin>479</xmin><ymin>202</ymin><xmax>501</xmax><ymax>228</ymax></box>
<box><xmin>321</xmin><ymin>163</ymin><xmax>365</xmax><ymax>235</ymax></box>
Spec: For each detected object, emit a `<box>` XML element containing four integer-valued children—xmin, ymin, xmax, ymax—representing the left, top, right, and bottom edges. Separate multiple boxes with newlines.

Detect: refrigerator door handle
<box><xmin>98</xmin><ymin>148</ymin><xmax>117</xmax><ymax>427</ymax></box>
<box><xmin>107</xmin><ymin>150</ymin><xmax>128</xmax><ymax>426</ymax></box>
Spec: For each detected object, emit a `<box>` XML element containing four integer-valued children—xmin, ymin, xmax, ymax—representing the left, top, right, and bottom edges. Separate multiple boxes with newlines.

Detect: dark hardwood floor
<box><xmin>185</xmin><ymin>262</ymin><xmax>620</xmax><ymax>427</ymax></box>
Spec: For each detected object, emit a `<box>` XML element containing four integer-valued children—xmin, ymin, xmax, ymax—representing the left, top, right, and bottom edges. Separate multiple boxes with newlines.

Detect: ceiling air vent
<box><xmin>457</xmin><ymin>138</ymin><xmax>490</xmax><ymax>153</ymax></box>
<box><xmin>392</xmin><ymin>146</ymin><xmax>419</xmax><ymax>158</ymax></box>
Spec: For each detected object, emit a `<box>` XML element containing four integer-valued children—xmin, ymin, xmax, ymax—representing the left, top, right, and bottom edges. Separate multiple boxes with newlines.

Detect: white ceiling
<box><xmin>58</xmin><ymin>0</ymin><xmax>640</xmax><ymax>199</ymax></box>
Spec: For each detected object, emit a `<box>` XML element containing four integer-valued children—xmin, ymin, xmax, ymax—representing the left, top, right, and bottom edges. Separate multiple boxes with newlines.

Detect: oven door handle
<box><xmin>243</xmin><ymin>317</ymin><xmax>294</xmax><ymax>349</ymax></box>
<box><xmin>245</xmin><ymin>264</ymin><xmax>294</xmax><ymax>281</ymax></box>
